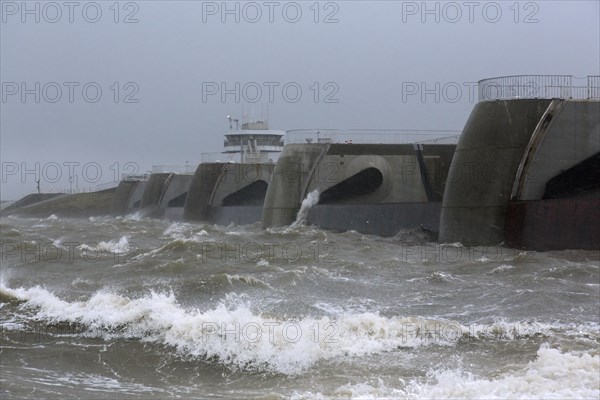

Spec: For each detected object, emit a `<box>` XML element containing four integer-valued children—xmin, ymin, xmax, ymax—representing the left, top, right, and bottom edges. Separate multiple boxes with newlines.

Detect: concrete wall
<box><xmin>111</xmin><ymin>180</ymin><xmax>138</xmax><ymax>215</ymax></box>
<box><xmin>158</xmin><ymin>174</ymin><xmax>193</xmax><ymax>208</ymax></box>
<box><xmin>307</xmin><ymin>203</ymin><xmax>441</xmax><ymax>236</ymax></box>
<box><xmin>439</xmin><ymin>99</ymin><xmax>553</xmax><ymax>245</ymax></box>
<box><xmin>134</xmin><ymin>173</ymin><xmax>194</xmax><ymax>219</ymax></box>
<box><xmin>4</xmin><ymin>189</ymin><xmax>116</xmax><ymax>218</ymax></box>
<box><xmin>440</xmin><ymin>98</ymin><xmax>599</xmax><ymax>246</ymax></box>
<box><xmin>126</xmin><ymin>181</ymin><xmax>147</xmax><ymax>210</ymax></box>
<box><xmin>210</xmin><ymin>164</ymin><xmax>273</xmax><ymax>206</ymax></box>
<box><xmin>506</xmin><ymin>199</ymin><xmax>600</xmax><ymax>250</ymax></box>
<box><xmin>140</xmin><ymin>173</ymin><xmax>171</xmax><ymax>210</ymax></box>
<box><xmin>513</xmin><ymin>100</ymin><xmax>600</xmax><ymax>200</ymax></box>
<box><xmin>307</xmin><ymin>145</ymin><xmax>425</xmax><ymax>204</ymax></box>
<box><xmin>2</xmin><ymin>193</ymin><xmax>65</xmax><ymax>214</ymax></box>
<box><xmin>184</xmin><ymin>163</ymin><xmax>273</xmax><ymax>224</ymax></box>
<box><xmin>183</xmin><ymin>163</ymin><xmax>226</xmax><ymax>221</ymax></box>
<box><xmin>205</xmin><ymin>205</ymin><xmax>265</xmax><ymax>226</ymax></box>
<box><xmin>262</xmin><ymin>143</ymin><xmax>329</xmax><ymax>227</ymax></box>
<box><xmin>262</xmin><ymin>143</ymin><xmax>455</xmax><ymax>232</ymax></box>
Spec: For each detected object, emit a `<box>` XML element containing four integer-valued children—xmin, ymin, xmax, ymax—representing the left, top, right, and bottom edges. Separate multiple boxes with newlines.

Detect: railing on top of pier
<box><xmin>94</xmin><ymin>173</ymin><xmax>151</xmax><ymax>190</ymax></box>
<box><xmin>284</xmin><ymin>130</ymin><xmax>461</xmax><ymax>145</ymax></box>
<box><xmin>151</xmin><ymin>165</ymin><xmax>197</xmax><ymax>174</ymax></box>
<box><xmin>200</xmin><ymin>152</ymin><xmax>276</xmax><ymax>163</ymax></box>
<box><xmin>478</xmin><ymin>75</ymin><xmax>600</xmax><ymax>101</ymax></box>
<box><xmin>120</xmin><ymin>173</ymin><xmax>151</xmax><ymax>181</ymax></box>
<box><xmin>200</xmin><ymin>152</ymin><xmax>241</xmax><ymax>163</ymax></box>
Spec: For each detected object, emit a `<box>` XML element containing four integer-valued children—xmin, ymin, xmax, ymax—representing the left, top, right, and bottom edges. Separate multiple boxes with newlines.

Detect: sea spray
<box><xmin>289</xmin><ymin>190</ymin><xmax>320</xmax><ymax>229</ymax></box>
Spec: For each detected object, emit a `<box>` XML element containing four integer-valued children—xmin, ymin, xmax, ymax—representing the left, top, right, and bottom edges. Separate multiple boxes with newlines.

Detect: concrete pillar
<box><xmin>261</xmin><ymin>143</ymin><xmax>329</xmax><ymax>228</ymax></box>
<box><xmin>111</xmin><ymin>180</ymin><xmax>138</xmax><ymax>215</ymax></box>
<box><xmin>439</xmin><ymin>99</ymin><xmax>552</xmax><ymax>245</ymax></box>
<box><xmin>140</xmin><ymin>173</ymin><xmax>171</xmax><ymax>209</ymax></box>
<box><xmin>183</xmin><ymin>163</ymin><xmax>226</xmax><ymax>221</ymax></box>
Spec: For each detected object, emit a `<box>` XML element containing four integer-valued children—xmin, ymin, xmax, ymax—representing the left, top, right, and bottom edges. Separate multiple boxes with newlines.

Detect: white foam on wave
<box><xmin>163</xmin><ymin>222</ymin><xmax>208</xmax><ymax>241</ymax></box>
<box><xmin>440</xmin><ymin>242</ymin><xmax>463</xmax><ymax>248</ymax></box>
<box><xmin>292</xmin><ymin>344</ymin><xmax>599</xmax><ymax>399</ymax></box>
<box><xmin>49</xmin><ymin>237</ymin><xmax>64</xmax><ymax>249</ymax></box>
<box><xmin>78</xmin><ymin>236</ymin><xmax>131</xmax><ymax>255</ymax></box>
<box><xmin>88</xmin><ymin>216</ymin><xmax>113</xmax><ymax>223</ymax></box>
<box><xmin>256</xmin><ymin>258</ymin><xmax>270</xmax><ymax>267</ymax></box>
<box><xmin>0</xmin><ymin>284</ymin><xmax>592</xmax><ymax>377</ymax></box>
<box><xmin>163</xmin><ymin>222</ymin><xmax>186</xmax><ymax>237</ymax></box>
<box><xmin>405</xmin><ymin>344</ymin><xmax>599</xmax><ymax>399</ymax></box>
<box><xmin>489</xmin><ymin>264</ymin><xmax>515</xmax><ymax>273</ymax></box>
<box><xmin>222</xmin><ymin>274</ymin><xmax>274</xmax><ymax>289</ymax></box>
<box><xmin>0</xmin><ymin>286</ymin><xmax>453</xmax><ymax>373</ymax></box>
<box><xmin>122</xmin><ymin>211</ymin><xmax>144</xmax><ymax>221</ymax></box>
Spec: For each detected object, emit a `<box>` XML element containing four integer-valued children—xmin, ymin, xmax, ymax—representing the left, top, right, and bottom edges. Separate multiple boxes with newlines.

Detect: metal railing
<box><xmin>200</xmin><ymin>152</ymin><xmax>241</xmax><ymax>163</ymax></box>
<box><xmin>200</xmin><ymin>152</ymin><xmax>277</xmax><ymax>163</ymax></box>
<box><xmin>285</xmin><ymin>129</ymin><xmax>461</xmax><ymax>145</ymax></box>
<box><xmin>51</xmin><ymin>187</ymin><xmax>100</xmax><ymax>194</ymax></box>
<box><xmin>151</xmin><ymin>164</ymin><xmax>197</xmax><ymax>174</ymax></box>
<box><xmin>120</xmin><ymin>173</ymin><xmax>151</xmax><ymax>181</ymax></box>
<box><xmin>95</xmin><ymin>174</ymin><xmax>151</xmax><ymax>190</ymax></box>
<box><xmin>588</xmin><ymin>76</ymin><xmax>600</xmax><ymax>100</ymax></box>
<box><xmin>478</xmin><ymin>75</ymin><xmax>600</xmax><ymax>101</ymax></box>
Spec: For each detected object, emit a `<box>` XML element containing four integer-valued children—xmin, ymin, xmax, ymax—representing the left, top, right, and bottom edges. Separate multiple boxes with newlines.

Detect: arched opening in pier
<box><xmin>543</xmin><ymin>152</ymin><xmax>600</xmax><ymax>199</ymax></box>
<box><xmin>168</xmin><ymin>192</ymin><xmax>188</xmax><ymax>207</ymax></box>
<box><xmin>222</xmin><ymin>180</ymin><xmax>269</xmax><ymax>206</ymax></box>
<box><xmin>319</xmin><ymin>167</ymin><xmax>383</xmax><ymax>204</ymax></box>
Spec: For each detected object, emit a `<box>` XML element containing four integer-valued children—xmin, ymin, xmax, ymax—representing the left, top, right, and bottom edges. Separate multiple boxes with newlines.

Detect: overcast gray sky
<box><xmin>1</xmin><ymin>0</ymin><xmax>599</xmax><ymax>200</ymax></box>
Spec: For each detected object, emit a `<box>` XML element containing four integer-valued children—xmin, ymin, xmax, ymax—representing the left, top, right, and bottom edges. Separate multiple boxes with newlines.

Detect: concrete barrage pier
<box><xmin>262</xmin><ymin>131</ymin><xmax>459</xmax><ymax>236</ymax></box>
<box><xmin>111</xmin><ymin>168</ymin><xmax>194</xmax><ymax>220</ymax></box>
<box><xmin>439</xmin><ymin>75</ymin><xmax>600</xmax><ymax>250</ymax></box>
<box><xmin>183</xmin><ymin>162</ymin><xmax>275</xmax><ymax>225</ymax></box>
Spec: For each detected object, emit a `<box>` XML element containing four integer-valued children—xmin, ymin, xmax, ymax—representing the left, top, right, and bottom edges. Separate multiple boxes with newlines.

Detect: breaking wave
<box><xmin>292</xmin><ymin>345</ymin><xmax>599</xmax><ymax>399</ymax></box>
<box><xmin>0</xmin><ymin>284</ymin><xmax>568</xmax><ymax>376</ymax></box>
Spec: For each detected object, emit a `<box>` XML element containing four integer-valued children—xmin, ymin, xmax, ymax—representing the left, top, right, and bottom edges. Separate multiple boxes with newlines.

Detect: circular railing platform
<box><xmin>478</xmin><ymin>75</ymin><xmax>600</xmax><ymax>101</ymax></box>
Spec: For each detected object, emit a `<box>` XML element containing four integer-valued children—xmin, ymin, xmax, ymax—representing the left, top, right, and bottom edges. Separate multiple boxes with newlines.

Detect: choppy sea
<box><xmin>1</xmin><ymin>213</ymin><xmax>598</xmax><ymax>399</ymax></box>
